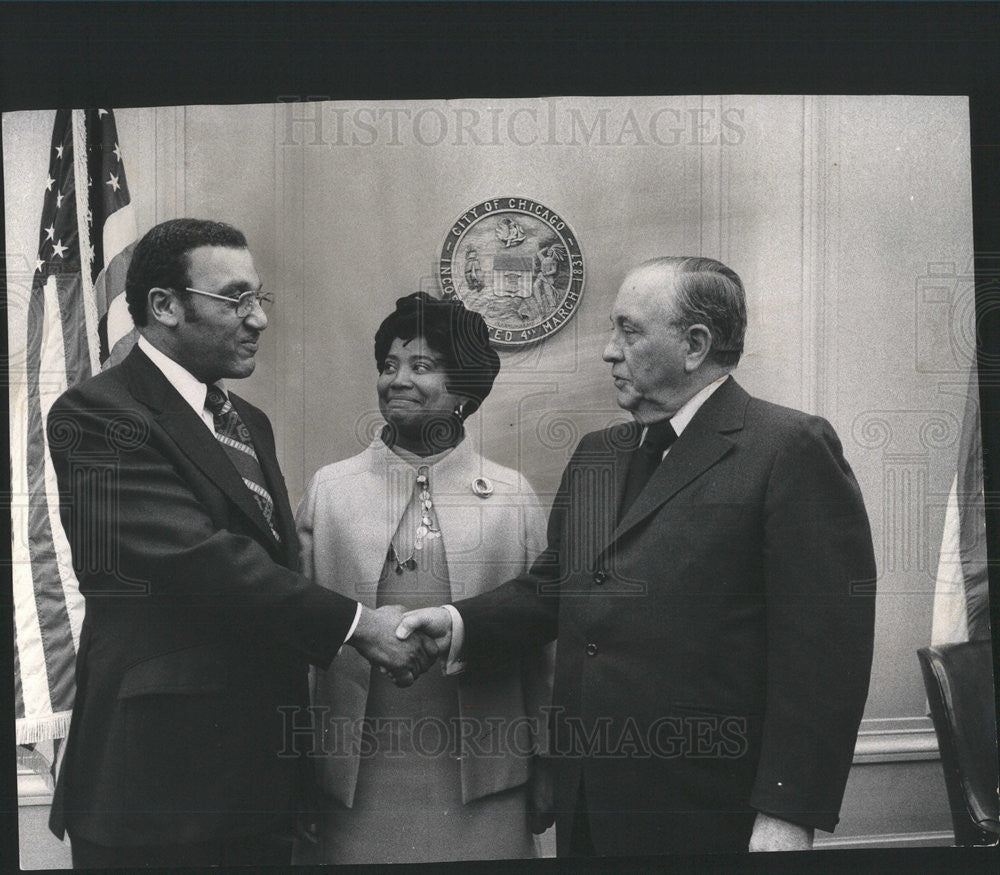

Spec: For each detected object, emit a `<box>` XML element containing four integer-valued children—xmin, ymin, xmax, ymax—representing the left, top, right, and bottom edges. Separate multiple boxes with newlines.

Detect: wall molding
<box><xmin>854</xmin><ymin>715</ymin><xmax>939</xmax><ymax>763</ymax></box>
<box><xmin>272</xmin><ymin>101</ymin><xmax>308</xmax><ymax>503</ymax></box>
<box><xmin>153</xmin><ymin>105</ymin><xmax>185</xmax><ymax>224</ymax></box>
<box><xmin>800</xmin><ymin>94</ymin><xmax>842</xmax><ymax>418</ymax></box>
<box><xmin>815</xmin><ymin>829</ymin><xmax>953</xmax><ymax>849</ymax></box>
<box><xmin>16</xmin><ymin>764</ymin><xmax>54</xmax><ymax>806</ymax></box>
<box><xmin>699</xmin><ymin>95</ymin><xmax>725</xmax><ymax>260</ymax></box>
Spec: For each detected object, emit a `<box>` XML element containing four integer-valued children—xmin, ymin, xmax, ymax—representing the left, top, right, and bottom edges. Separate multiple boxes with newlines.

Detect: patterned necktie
<box><xmin>618</xmin><ymin>419</ymin><xmax>678</xmax><ymax>522</ymax></box>
<box><xmin>204</xmin><ymin>384</ymin><xmax>281</xmax><ymax>542</ymax></box>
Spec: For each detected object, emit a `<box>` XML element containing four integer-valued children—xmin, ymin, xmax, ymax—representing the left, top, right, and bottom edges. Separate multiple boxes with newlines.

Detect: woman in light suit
<box><xmin>293</xmin><ymin>293</ymin><xmax>553</xmax><ymax>864</ymax></box>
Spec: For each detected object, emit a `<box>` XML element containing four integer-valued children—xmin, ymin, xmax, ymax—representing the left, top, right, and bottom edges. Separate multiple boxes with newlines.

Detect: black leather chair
<box><xmin>918</xmin><ymin>640</ymin><xmax>1000</xmax><ymax>846</ymax></box>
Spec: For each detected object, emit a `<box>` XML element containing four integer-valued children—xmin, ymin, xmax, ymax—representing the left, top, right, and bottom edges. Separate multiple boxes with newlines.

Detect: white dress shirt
<box><xmin>138</xmin><ymin>334</ymin><xmax>221</xmax><ymax>432</ymax></box>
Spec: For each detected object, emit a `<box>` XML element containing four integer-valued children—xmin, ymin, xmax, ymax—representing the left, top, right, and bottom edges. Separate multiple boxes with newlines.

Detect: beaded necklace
<box><xmin>390</xmin><ymin>465</ymin><xmax>443</xmax><ymax>573</ymax></box>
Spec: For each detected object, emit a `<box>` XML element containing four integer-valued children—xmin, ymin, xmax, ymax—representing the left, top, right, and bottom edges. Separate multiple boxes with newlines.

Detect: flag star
<box><xmin>113</xmin><ymin>142</ymin><xmax>123</xmax><ymax>163</ymax></box>
<box><xmin>98</xmin><ymin>108</ymin><xmax>108</xmax><ymax>117</ymax></box>
<box><xmin>44</xmin><ymin>224</ymin><xmax>56</xmax><ymax>241</ymax></box>
<box><xmin>55</xmin><ymin>144</ymin><xmax>64</xmax><ymax>159</ymax></box>
<box><xmin>83</xmin><ymin>242</ymin><xmax>95</xmax><ymax>264</ymax></box>
<box><xmin>106</xmin><ymin>172</ymin><xmax>120</xmax><ymax>192</ymax></box>
<box><xmin>45</xmin><ymin>176</ymin><xmax>55</xmax><ymax>191</ymax></box>
<box><xmin>56</xmin><ymin>192</ymin><xmax>64</xmax><ymax>208</ymax></box>
<box><xmin>51</xmin><ymin>239</ymin><xmax>68</xmax><ymax>259</ymax></box>
<box><xmin>35</xmin><ymin>258</ymin><xmax>44</xmax><ymax>272</ymax></box>
<box><xmin>86</xmin><ymin>208</ymin><xmax>93</xmax><ymax>226</ymax></box>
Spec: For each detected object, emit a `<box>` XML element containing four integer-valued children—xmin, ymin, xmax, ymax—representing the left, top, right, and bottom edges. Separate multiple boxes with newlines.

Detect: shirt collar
<box><xmin>638</xmin><ymin>374</ymin><xmax>730</xmax><ymax>442</ymax></box>
<box><xmin>385</xmin><ymin>436</ymin><xmax>461</xmax><ymax>471</ymax></box>
<box><xmin>668</xmin><ymin>374</ymin><xmax>730</xmax><ymax>437</ymax></box>
<box><xmin>138</xmin><ymin>334</ymin><xmax>226</xmax><ymax>418</ymax></box>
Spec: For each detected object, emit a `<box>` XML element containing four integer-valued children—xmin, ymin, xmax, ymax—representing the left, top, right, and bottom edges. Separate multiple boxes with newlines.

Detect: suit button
<box><xmin>593</xmin><ymin>570</ymin><xmax>607</xmax><ymax>585</ymax></box>
<box><xmin>586</xmin><ymin>643</ymin><xmax>598</xmax><ymax>657</ymax></box>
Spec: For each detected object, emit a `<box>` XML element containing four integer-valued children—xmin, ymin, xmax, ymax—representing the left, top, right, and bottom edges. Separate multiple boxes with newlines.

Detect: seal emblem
<box><xmin>439</xmin><ymin>198</ymin><xmax>585</xmax><ymax>348</ymax></box>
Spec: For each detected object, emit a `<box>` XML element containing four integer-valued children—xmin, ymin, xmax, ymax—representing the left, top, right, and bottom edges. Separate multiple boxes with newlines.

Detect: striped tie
<box><xmin>204</xmin><ymin>384</ymin><xmax>281</xmax><ymax>542</ymax></box>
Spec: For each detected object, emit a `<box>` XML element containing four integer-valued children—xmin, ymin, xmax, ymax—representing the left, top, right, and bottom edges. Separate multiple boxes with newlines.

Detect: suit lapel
<box><xmin>599</xmin><ymin>377</ymin><xmax>749</xmax><ymax>556</ymax></box>
<box><xmin>123</xmin><ymin>348</ymin><xmax>281</xmax><ymax>549</ymax></box>
<box><xmin>607</xmin><ymin>421</ymin><xmax>641</xmax><ymax>547</ymax></box>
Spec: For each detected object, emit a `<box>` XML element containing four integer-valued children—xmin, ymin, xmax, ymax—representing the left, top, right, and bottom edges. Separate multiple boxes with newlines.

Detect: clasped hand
<box><xmin>347</xmin><ymin>605</ymin><xmax>454</xmax><ymax>687</ymax></box>
<box><xmin>348</xmin><ymin>605</ymin><xmax>440</xmax><ymax>687</ymax></box>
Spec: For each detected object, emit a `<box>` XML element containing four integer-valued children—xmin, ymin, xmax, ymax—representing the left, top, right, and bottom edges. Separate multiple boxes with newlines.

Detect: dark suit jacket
<box><xmin>47</xmin><ymin>346</ymin><xmax>357</xmax><ymax>847</ymax></box>
<box><xmin>456</xmin><ymin>377</ymin><xmax>877</xmax><ymax>856</ymax></box>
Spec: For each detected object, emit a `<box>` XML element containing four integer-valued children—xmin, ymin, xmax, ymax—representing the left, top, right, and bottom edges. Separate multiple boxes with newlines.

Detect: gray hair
<box><xmin>637</xmin><ymin>256</ymin><xmax>747</xmax><ymax>367</ymax></box>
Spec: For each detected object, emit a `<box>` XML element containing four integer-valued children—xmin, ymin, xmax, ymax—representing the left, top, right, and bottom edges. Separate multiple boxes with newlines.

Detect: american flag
<box><xmin>931</xmin><ymin>366</ymin><xmax>990</xmax><ymax>644</ymax></box>
<box><xmin>13</xmin><ymin>108</ymin><xmax>137</xmax><ymax>749</ymax></box>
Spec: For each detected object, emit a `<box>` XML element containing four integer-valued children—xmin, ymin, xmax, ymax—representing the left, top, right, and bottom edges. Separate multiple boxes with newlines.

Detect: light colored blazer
<box><xmin>297</xmin><ymin>434</ymin><xmax>553</xmax><ymax>806</ymax></box>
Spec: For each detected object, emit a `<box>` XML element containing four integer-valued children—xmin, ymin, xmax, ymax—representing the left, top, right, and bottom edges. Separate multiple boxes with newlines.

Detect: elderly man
<box><xmin>47</xmin><ymin>219</ymin><xmax>436</xmax><ymax>868</ymax></box>
<box><xmin>399</xmin><ymin>256</ymin><xmax>877</xmax><ymax>856</ymax></box>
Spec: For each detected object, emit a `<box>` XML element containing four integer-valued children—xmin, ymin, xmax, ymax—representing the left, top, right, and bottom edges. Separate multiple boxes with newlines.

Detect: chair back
<box><xmin>917</xmin><ymin>640</ymin><xmax>999</xmax><ymax>846</ymax></box>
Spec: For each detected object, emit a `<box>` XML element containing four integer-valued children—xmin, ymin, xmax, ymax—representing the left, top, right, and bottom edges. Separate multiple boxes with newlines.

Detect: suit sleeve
<box><xmin>517</xmin><ymin>481</ymin><xmax>556</xmax><ymax>757</ymax></box>
<box><xmin>296</xmin><ymin>471</ymin><xmax>363</xmax><ymax>647</ymax></box>
<box><xmin>453</xmin><ymin>458</ymin><xmax>572</xmax><ymax>661</ymax></box>
<box><xmin>47</xmin><ymin>392</ymin><xmax>356</xmax><ymax>669</ymax></box>
<box><xmin>749</xmin><ymin>416</ymin><xmax>877</xmax><ymax>832</ymax></box>
<box><xmin>296</xmin><ymin>471</ymin><xmax>320</xmax><ymax>583</ymax></box>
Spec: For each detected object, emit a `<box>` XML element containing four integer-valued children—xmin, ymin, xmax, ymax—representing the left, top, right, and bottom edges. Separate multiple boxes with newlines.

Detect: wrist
<box><xmin>347</xmin><ymin>605</ymin><xmax>374</xmax><ymax>648</ymax></box>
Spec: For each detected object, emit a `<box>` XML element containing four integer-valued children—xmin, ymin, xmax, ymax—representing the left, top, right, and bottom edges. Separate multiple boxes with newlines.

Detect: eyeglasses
<box><xmin>184</xmin><ymin>287</ymin><xmax>274</xmax><ymax>318</ymax></box>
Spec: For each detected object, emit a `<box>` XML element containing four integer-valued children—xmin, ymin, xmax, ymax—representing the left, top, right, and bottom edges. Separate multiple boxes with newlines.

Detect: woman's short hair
<box><xmin>374</xmin><ymin>292</ymin><xmax>501</xmax><ymax>420</ymax></box>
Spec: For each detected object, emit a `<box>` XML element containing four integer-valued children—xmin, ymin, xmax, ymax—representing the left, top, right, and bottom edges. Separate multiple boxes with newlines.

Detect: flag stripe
<box><xmin>87</xmin><ymin>108</ymin><xmax>132</xmax><ymax>280</ymax></box>
<box><xmin>56</xmin><ymin>274</ymin><xmax>92</xmax><ymax>386</ymax></box>
<box><xmin>106</xmin><ymin>325</ymin><xmax>140</xmax><ymax>369</ymax></box>
<box><xmin>930</xmin><ymin>474</ymin><xmax>969</xmax><ymax>645</ymax></box>
<box><xmin>955</xmin><ymin>369</ymin><xmax>988</xmax><ymax>639</ymax></box>
<box><xmin>48</xmin><ymin>277</ymin><xmax>87</xmax><ymax>655</ymax></box>
<box><xmin>12</xmin><ymin>377</ymin><xmax>32</xmax><ymax>722</ymax></box>
<box><xmin>25</xmin><ymin>274</ymin><xmax>77</xmax><ymax>721</ymax></box>
<box><xmin>103</xmin><ymin>271</ymin><xmax>137</xmax><ymax>353</ymax></box>
<box><xmin>73</xmin><ymin>110</ymin><xmax>100</xmax><ymax>377</ymax></box>
<box><xmin>39</xmin><ymin>275</ymin><xmax>80</xmax><ymax>691</ymax></box>
<box><xmin>931</xmin><ymin>366</ymin><xmax>990</xmax><ymax>644</ymax></box>
<box><xmin>102</xmin><ymin>201</ymin><xmax>136</xmax><ymax>267</ymax></box>
<box><xmin>13</xmin><ymin>616</ymin><xmax>25</xmax><ymax>721</ymax></box>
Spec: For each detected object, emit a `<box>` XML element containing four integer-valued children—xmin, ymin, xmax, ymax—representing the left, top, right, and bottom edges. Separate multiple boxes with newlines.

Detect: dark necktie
<box><xmin>204</xmin><ymin>384</ymin><xmax>281</xmax><ymax>542</ymax></box>
<box><xmin>618</xmin><ymin>418</ymin><xmax>678</xmax><ymax>522</ymax></box>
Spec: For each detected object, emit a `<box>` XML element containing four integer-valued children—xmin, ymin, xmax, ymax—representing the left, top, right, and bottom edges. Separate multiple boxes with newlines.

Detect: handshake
<box><xmin>347</xmin><ymin>604</ymin><xmax>455</xmax><ymax>687</ymax></box>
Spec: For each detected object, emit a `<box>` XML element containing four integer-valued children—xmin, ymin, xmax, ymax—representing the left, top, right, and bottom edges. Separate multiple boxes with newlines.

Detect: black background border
<box><xmin>2</xmin><ymin>2</ymin><xmax>998</xmax><ymax>872</ymax></box>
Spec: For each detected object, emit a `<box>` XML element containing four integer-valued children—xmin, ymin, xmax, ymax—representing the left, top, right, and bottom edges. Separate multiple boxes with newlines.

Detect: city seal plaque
<box><xmin>439</xmin><ymin>197</ymin><xmax>585</xmax><ymax>348</ymax></box>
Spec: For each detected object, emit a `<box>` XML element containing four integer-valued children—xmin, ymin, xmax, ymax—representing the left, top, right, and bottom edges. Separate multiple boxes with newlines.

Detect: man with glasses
<box><xmin>46</xmin><ymin>218</ymin><xmax>437</xmax><ymax>867</ymax></box>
